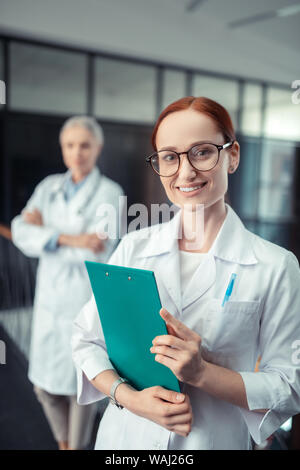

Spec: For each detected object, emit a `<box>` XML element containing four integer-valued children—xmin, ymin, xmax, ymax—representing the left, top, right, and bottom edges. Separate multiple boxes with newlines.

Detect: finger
<box><xmin>166</xmin><ymin>323</ymin><xmax>178</xmax><ymax>337</ymax></box>
<box><xmin>172</xmin><ymin>423</ymin><xmax>192</xmax><ymax>437</ymax></box>
<box><xmin>97</xmin><ymin>232</ymin><xmax>108</xmax><ymax>240</ymax></box>
<box><xmin>166</xmin><ymin>412</ymin><xmax>193</xmax><ymax>426</ymax></box>
<box><xmin>152</xmin><ymin>334</ymin><xmax>185</xmax><ymax>349</ymax></box>
<box><xmin>152</xmin><ymin>386</ymin><xmax>185</xmax><ymax>404</ymax></box>
<box><xmin>154</xmin><ymin>353</ymin><xmax>177</xmax><ymax>371</ymax></box>
<box><xmin>24</xmin><ymin>214</ymin><xmax>35</xmax><ymax>223</ymax></box>
<box><xmin>160</xmin><ymin>308</ymin><xmax>197</xmax><ymax>341</ymax></box>
<box><xmin>150</xmin><ymin>345</ymin><xmax>181</xmax><ymax>360</ymax></box>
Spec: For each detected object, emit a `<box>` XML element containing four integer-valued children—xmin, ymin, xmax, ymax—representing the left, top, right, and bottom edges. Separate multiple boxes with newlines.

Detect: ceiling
<box><xmin>177</xmin><ymin>0</ymin><xmax>300</xmax><ymax>52</ymax></box>
<box><xmin>0</xmin><ymin>0</ymin><xmax>299</xmax><ymax>86</ymax></box>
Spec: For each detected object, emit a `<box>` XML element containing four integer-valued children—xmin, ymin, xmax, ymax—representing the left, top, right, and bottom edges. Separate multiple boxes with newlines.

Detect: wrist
<box><xmin>58</xmin><ymin>234</ymin><xmax>79</xmax><ymax>247</ymax></box>
<box><xmin>114</xmin><ymin>383</ymin><xmax>138</xmax><ymax>411</ymax></box>
<box><xmin>194</xmin><ymin>359</ymin><xmax>209</xmax><ymax>389</ymax></box>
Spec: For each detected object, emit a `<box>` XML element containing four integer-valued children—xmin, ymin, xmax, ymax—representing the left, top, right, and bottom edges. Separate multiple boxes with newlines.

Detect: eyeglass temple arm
<box><xmin>222</xmin><ymin>141</ymin><xmax>235</xmax><ymax>150</ymax></box>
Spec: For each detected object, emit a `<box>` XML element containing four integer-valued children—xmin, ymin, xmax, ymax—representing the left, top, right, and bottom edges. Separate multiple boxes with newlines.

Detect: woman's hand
<box><xmin>91</xmin><ymin>370</ymin><xmax>193</xmax><ymax>437</ymax></box>
<box><xmin>77</xmin><ymin>233</ymin><xmax>107</xmax><ymax>253</ymax></box>
<box><xmin>150</xmin><ymin>308</ymin><xmax>204</xmax><ymax>387</ymax></box>
<box><xmin>23</xmin><ymin>208</ymin><xmax>43</xmax><ymax>226</ymax></box>
<box><xmin>122</xmin><ymin>386</ymin><xmax>193</xmax><ymax>437</ymax></box>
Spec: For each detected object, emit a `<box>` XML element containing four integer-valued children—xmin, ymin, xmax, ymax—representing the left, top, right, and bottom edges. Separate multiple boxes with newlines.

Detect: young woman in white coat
<box><xmin>11</xmin><ymin>116</ymin><xmax>124</xmax><ymax>450</ymax></box>
<box><xmin>72</xmin><ymin>97</ymin><xmax>300</xmax><ymax>450</ymax></box>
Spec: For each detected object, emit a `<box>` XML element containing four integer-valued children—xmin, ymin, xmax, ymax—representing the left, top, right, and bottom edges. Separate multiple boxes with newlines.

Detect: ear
<box><xmin>228</xmin><ymin>141</ymin><xmax>240</xmax><ymax>174</ymax></box>
<box><xmin>96</xmin><ymin>144</ymin><xmax>103</xmax><ymax>159</ymax></box>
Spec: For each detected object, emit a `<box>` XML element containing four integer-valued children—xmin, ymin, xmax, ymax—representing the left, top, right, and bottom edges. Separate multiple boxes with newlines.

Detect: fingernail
<box><xmin>176</xmin><ymin>393</ymin><xmax>184</xmax><ymax>401</ymax></box>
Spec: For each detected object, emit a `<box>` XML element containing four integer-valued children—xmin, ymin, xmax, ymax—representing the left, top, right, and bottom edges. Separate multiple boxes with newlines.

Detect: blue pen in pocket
<box><xmin>222</xmin><ymin>273</ymin><xmax>237</xmax><ymax>307</ymax></box>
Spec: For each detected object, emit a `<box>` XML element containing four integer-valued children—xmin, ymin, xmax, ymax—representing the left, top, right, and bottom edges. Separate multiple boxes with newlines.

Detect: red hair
<box><xmin>151</xmin><ymin>96</ymin><xmax>236</xmax><ymax>150</ymax></box>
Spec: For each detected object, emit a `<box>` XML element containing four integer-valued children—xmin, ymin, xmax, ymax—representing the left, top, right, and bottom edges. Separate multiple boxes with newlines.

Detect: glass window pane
<box><xmin>162</xmin><ymin>69</ymin><xmax>186</xmax><ymax>110</ymax></box>
<box><xmin>258</xmin><ymin>141</ymin><xmax>296</xmax><ymax>221</ymax></box>
<box><xmin>233</xmin><ymin>137</ymin><xmax>261</xmax><ymax>219</ymax></box>
<box><xmin>192</xmin><ymin>75</ymin><xmax>239</xmax><ymax>129</ymax></box>
<box><xmin>0</xmin><ymin>40</ymin><xmax>5</xmax><ymax>107</ymax></box>
<box><xmin>10</xmin><ymin>42</ymin><xmax>87</xmax><ymax>114</ymax></box>
<box><xmin>241</xmin><ymin>83</ymin><xmax>263</xmax><ymax>136</ymax></box>
<box><xmin>0</xmin><ymin>40</ymin><xmax>4</xmax><ymax>81</ymax></box>
<box><xmin>242</xmin><ymin>220</ymin><xmax>257</xmax><ymax>233</ymax></box>
<box><xmin>95</xmin><ymin>58</ymin><xmax>156</xmax><ymax>123</ymax></box>
<box><xmin>256</xmin><ymin>222</ymin><xmax>291</xmax><ymax>249</ymax></box>
<box><xmin>264</xmin><ymin>87</ymin><xmax>300</xmax><ymax>140</ymax></box>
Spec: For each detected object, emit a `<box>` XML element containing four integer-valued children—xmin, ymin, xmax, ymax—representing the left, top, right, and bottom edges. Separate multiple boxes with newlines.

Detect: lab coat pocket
<box><xmin>204</xmin><ymin>299</ymin><xmax>261</xmax><ymax>356</ymax></box>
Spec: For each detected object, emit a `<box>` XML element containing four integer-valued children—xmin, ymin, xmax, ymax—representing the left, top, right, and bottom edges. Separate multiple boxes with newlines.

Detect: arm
<box><xmin>196</xmin><ymin>360</ymin><xmax>267</xmax><ymax>412</ymax></box>
<box><xmin>71</xmin><ymin>238</ymin><xmax>193</xmax><ymax>437</ymax></box>
<box><xmin>151</xmin><ymin>308</ymin><xmax>260</xmax><ymax>411</ymax></box>
<box><xmin>11</xmin><ymin>178</ymin><xmax>59</xmax><ymax>258</ymax></box>
<box><xmin>54</xmin><ymin>185</ymin><xmax>125</xmax><ymax>262</ymax></box>
<box><xmin>90</xmin><ymin>369</ymin><xmax>192</xmax><ymax>437</ymax></box>
<box><xmin>57</xmin><ymin>232</ymin><xmax>106</xmax><ymax>253</ymax></box>
<box><xmin>151</xmin><ymin>252</ymin><xmax>300</xmax><ymax>444</ymax></box>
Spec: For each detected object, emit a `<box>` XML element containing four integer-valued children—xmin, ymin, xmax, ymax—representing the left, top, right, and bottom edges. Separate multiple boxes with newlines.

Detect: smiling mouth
<box><xmin>177</xmin><ymin>182</ymin><xmax>208</xmax><ymax>193</ymax></box>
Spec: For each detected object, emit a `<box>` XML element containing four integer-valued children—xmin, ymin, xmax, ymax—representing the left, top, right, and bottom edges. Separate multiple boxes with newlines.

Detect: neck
<box><xmin>71</xmin><ymin>170</ymin><xmax>90</xmax><ymax>184</ymax></box>
<box><xmin>179</xmin><ymin>199</ymin><xmax>227</xmax><ymax>253</ymax></box>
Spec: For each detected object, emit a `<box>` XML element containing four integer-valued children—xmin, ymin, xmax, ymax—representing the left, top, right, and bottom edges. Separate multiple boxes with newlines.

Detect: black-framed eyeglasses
<box><xmin>146</xmin><ymin>141</ymin><xmax>235</xmax><ymax>177</ymax></box>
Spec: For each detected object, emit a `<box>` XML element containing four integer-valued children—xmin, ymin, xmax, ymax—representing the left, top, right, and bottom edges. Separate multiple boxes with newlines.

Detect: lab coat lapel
<box><xmin>181</xmin><ymin>254</ymin><xmax>216</xmax><ymax>310</ymax></box>
<box><xmin>136</xmin><ymin>208</ymin><xmax>183</xmax><ymax>316</ymax></box>
<box><xmin>180</xmin><ymin>204</ymin><xmax>257</xmax><ymax>310</ymax></box>
<box><xmin>154</xmin><ymin>250</ymin><xmax>183</xmax><ymax>317</ymax></box>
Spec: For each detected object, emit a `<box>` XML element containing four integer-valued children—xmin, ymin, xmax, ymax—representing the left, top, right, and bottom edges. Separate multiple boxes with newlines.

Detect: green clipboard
<box><xmin>85</xmin><ymin>261</ymin><xmax>180</xmax><ymax>393</ymax></box>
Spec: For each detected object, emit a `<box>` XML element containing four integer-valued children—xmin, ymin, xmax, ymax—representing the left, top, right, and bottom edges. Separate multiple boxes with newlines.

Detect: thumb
<box><xmin>153</xmin><ymin>386</ymin><xmax>185</xmax><ymax>403</ymax></box>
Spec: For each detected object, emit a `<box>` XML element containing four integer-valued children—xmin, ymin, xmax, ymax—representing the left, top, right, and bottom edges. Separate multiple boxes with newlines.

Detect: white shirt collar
<box><xmin>137</xmin><ymin>204</ymin><xmax>257</xmax><ymax>265</ymax></box>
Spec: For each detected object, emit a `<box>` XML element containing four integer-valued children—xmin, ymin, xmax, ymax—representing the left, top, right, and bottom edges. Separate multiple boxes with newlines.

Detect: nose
<box><xmin>177</xmin><ymin>153</ymin><xmax>197</xmax><ymax>179</ymax></box>
<box><xmin>72</xmin><ymin>146</ymin><xmax>83</xmax><ymax>157</ymax></box>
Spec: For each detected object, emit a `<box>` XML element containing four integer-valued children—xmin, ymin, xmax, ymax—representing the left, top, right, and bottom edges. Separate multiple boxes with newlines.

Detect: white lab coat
<box><xmin>71</xmin><ymin>204</ymin><xmax>300</xmax><ymax>450</ymax></box>
<box><xmin>11</xmin><ymin>167</ymin><xmax>124</xmax><ymax>395</ymax></box>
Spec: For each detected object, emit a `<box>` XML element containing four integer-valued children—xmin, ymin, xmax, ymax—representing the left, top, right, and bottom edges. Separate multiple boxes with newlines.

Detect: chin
<box><xmin>181</xmin><ymin>202</ymin><xmax>205</xmax><ymax>212</ymax></box>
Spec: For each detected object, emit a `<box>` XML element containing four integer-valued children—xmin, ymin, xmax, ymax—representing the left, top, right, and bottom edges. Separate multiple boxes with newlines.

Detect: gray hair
<box><xmin>59</xmin><ymin>115</ymin><xmax>104</xmax><ymax>145</ymax></box>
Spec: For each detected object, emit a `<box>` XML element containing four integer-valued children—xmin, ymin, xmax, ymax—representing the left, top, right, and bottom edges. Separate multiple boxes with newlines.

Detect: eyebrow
<box><xmin>158</xmin><ymin>140</ymin><xmax>215</xmax><ymax>152</ymax></box>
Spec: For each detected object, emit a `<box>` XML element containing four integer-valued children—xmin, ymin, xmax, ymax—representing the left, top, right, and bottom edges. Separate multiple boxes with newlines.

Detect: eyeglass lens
<box><xmin>151</xmin><ymin>143</ymin><xmax>219</xmax><ymax>176</ymax></box>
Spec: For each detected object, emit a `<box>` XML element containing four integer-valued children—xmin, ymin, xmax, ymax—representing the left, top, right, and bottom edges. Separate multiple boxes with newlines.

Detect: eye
<box><xmin>162</xmin><ymin>153</ymin><xmax>176</xmax><ymax>161</ymax></box>
<box><xmin>190</xmin><ymin>145</ymin><xmax>215</xmax><ymax>159</ymax></box>
<box><xmin>158</xmin><ymin>150</ymin><xmax>178</xmax><ymax>163</ymax></box>
<box><xmin>81</xmin><ymin>143</ymin><xmax>90</xmax><ymax>149</ymax></box>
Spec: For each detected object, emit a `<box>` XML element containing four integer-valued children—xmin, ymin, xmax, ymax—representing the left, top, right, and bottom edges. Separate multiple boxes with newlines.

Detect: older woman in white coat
<box><xmin>11</xmin><ymin>116</ymin><xmax>124</xmax><ymax>450</ymax></box>
<box><xmin>71</xmin><ymin>97</ymin><xmax>300</xmax><ymax>450</ymax></box>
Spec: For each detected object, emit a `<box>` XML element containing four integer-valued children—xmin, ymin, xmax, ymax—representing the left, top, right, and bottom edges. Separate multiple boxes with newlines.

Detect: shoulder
<box><xmin>29</xmin><ymin>173</ymin><xmax>65</xmax><ymax>199</ymax></box>
<box><xmin>99</xmin><ymin>173</ymin><xmax>124</xmax><ymax>196</ymax></box>
<box><xmin>35</xmin><ymin>173</ymin><xmax>64</xmax><ymax>191</ymax></box>
<box><xmin>117</xmin><ymin>221</ymin><xmax>164</xmax><ymax>257</ymax></box>
<box><xmin>247</xmin><ymin>229</ymin><xmax>299</xmax><ymax>270</ymax></box>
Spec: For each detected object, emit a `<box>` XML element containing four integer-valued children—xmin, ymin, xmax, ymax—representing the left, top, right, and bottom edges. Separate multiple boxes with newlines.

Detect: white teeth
<box><xmin>179</xmin><ymin>184</ymin><xmax>205</xmax><ymax>192</ymax></box>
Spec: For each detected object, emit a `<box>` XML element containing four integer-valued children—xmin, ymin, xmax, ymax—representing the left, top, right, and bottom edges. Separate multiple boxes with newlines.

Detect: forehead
<box><xmin>61</xmin><ymin>125</ymin><xmax>94</xmax><ymax>142</ymax></box>
<box><xmin>156</xmin><ymin>109</ymin><xmax>222</xmax><ymax>150</ymax></box>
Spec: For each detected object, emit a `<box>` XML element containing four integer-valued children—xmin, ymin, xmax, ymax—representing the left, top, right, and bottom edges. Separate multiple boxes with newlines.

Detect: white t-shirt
<box><xmin>179</xmin><ymin>250</ymin><xmax>207</xmax><ymax>296</ymax></box>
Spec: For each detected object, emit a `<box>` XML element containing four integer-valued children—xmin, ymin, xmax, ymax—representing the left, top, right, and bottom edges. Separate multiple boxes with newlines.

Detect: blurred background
<box><xmin>0</xmin><ymin>0</ymin><xmax>300</xmax><ymax>450</ymax></box>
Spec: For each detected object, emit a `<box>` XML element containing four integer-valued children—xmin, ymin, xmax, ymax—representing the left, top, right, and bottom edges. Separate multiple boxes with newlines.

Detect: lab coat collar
<box><xmin>51</xmin><ymin>167</ymin><xmax>101</xmax><ymax>194</ymax></box>
<box><xmin>67</xmin><ymin>166</ymin><xmax>101</xmax><ymax>214</ymax></box>
<box><xmin>136</xmin><ymin>204</ymin><xmax>257</xmax><ymax>314</ymax></box>
<box><xmin>137</xmin><ymin>204</ymin><xmax>257</xmax><ymax>266</ymax></box>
